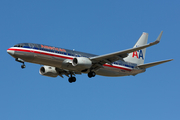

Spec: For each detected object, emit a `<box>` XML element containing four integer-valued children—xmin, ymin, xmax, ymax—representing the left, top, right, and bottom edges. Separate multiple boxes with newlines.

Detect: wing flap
<box><xmin>56</xmin><ymin>68</ymin><xmax>81</xmax><ymax>78</ymax></box>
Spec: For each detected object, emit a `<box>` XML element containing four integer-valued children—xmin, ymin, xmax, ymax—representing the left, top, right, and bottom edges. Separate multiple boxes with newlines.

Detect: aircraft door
<box><xmin>27</xmin><ymin>43</ymin><xmax>35</xmax><ymax>61</ymax></box>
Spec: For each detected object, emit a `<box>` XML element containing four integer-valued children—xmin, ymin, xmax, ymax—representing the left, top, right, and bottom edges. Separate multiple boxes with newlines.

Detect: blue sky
<box><xmin>1</xmin><ymin>0</ymin><xmax>179</xmax><ymax>120</ymax></box>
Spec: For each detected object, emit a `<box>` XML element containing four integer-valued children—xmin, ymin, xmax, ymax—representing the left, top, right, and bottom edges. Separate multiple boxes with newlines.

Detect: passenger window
<box><xmin>68</xmin><ymin>53</ymin><xmax>72</xmax><ymax>56</ymax></box>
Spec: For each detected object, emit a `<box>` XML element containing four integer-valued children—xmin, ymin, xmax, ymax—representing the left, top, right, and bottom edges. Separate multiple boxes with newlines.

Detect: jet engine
<box><xmin>39</xmin><ymin>66</ymin><xmax>58</xmax><ymax>77</ymax></box>
<box><xmin>72</xmin><ymin>57</ymin><xmax>92</xmax><ymax>70</ymax></box>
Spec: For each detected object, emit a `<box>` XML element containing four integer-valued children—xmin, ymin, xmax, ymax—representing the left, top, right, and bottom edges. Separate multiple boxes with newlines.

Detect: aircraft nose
<box><xmin>7</xmin><ymin>49</ymin><xmax>15</xmax><ymax>55</ymax></box>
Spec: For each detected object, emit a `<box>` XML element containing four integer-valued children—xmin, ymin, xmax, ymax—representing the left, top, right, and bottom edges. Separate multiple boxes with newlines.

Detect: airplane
<box><xmin>7</xmin><ymin>31</ymin><xmax>173</xmax><ymax>83</ymax></box>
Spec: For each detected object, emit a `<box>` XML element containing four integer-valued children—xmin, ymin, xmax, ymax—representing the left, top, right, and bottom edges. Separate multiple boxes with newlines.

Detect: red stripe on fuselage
<box><xmin>8</xmin><ymin>48</ymin><xmax>31</xmax><ymax>53</ymax></box>
<box><xmin>8</xmin><ymin>48</ymin><xmax>132</xmax><ymax>71</ymax></box>
<box><xmin>104</xmin><ymin>64</ymin><xmax>131</xmax><ymax>71</ymax></box>
<box><xmin>8</xmin><ymin>48</ymin><xmax>73</xmax><ymax>60</ymax></box>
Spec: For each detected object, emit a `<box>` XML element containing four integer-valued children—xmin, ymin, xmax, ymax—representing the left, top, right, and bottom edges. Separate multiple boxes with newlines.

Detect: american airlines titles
<box><xmin>41</xmin><ymin>45</ymin><xmax>66</xmax><ymax>52</ymax></box>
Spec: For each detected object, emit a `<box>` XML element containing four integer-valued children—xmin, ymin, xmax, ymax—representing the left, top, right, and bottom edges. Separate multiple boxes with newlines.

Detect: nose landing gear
<box><xmin>21</xmin><ymin>64</ymin><xmax>26</xmax><ymax>69</ymax></box>
<box><xmin>15</xmin><ymin>58</ymin><xmax>26</xmax><ymax>69</ymax></box>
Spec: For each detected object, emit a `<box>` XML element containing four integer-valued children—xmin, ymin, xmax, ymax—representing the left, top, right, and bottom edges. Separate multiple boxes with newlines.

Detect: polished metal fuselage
<box><xmin>8</xmin><ymin>46</ymin><xmax>145</xmax><ymax>77</ymax></box>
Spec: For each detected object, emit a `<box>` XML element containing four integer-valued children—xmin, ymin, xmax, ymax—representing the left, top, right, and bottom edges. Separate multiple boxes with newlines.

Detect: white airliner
<box><xmin>7</xmin><ymin>31</ymin><xmax>173</xmax><ymax>83</ymax></box>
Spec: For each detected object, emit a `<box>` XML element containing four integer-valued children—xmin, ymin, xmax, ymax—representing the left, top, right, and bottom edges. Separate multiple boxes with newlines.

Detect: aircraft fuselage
<box><xmin>7</xmin><ymin>43</ymin><xmax>144</xmax><ymax>77</ymax></box>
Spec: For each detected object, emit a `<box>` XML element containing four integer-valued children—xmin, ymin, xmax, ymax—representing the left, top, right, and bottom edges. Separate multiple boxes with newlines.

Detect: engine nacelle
<box><xmin>39</xmin><ymin>66</ymin><xmax>58</xmax><ymax>77</ymax></box>
<box><xmin>72</xmin><ymin>57</ymin><xmax>92</xmax><ymax>70</ymax></box>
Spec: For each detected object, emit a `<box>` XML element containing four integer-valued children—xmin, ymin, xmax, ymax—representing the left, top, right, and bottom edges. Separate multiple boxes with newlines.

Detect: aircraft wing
<box><xmin>90</xmin><ymin>31</ymin><xmax>163</xmax><ymax>70</ymax></box>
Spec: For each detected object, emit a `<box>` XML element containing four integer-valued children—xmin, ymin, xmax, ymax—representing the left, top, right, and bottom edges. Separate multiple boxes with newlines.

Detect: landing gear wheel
<box><xmin>88</xmin><ymin>72</ymin><xmax>96</xmax><ymax>78</ymax></box>
<box><xmin>68</xmin><ymin>77</ymin><xmax>76</xmax><ymax>83</ymax></box>
<box><xmin>21</xmin><ymin>64</ymin><xmax>26</xmax><ymax>69</ymax></box>
<box><xmin>68</xmin><ymin>78</ymin><xmax>73</xmax><ymax>83</ymax></box>
<box><xmin>72</xmin><ymin>77</ymin><xmax>76</xmax><ymax>82</ymax></box>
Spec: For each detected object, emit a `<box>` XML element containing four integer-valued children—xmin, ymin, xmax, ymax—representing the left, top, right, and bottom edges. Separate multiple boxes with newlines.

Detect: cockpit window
<box><xmin>14</xmin><ymin>44</ymin><xmax>23</xmax><ymax>47</ymax></box>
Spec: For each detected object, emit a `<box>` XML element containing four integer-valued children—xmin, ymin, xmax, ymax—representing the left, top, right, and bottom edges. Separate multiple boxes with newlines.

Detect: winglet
<box><xmin>149</xmin><ymin>31</ymin><xmax>163</xmax><ymax>45</ymax></box>
<box><xmin>156</xmin><ymin>31</ymin><xmax>163</xmax><ymax>43</ymax></box>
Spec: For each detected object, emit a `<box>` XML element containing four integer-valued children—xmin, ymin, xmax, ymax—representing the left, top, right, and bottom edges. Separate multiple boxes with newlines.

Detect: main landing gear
<box><xmin>88</xmin><ymin>71</ymin><xmax>96</xmax><ymax>78</ymax></box>
<box><xmin>68</xmin><ymin>71</ymin><xmax>96</xmax><ymax>83</ymax></box>
<box><xmin>68</xmin><ymin>74</ymin><xmax>76</xmax><ymax>83</ymax></box>
<box><xmin>15</xmin><ymin>58</ymin><xmax>26</xmax><ymax>69</ymax></box>
<box><xmin>68</xmin><ymin>77</ymin><xmax>76</xmax><ymax>83</ymax></box>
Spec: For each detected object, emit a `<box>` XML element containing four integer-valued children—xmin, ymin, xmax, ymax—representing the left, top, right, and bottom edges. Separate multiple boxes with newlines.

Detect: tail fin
<box><xmin>124</xmin><ymin>32</ymin><xmax>148</xmax><ymax>65</ymax></box>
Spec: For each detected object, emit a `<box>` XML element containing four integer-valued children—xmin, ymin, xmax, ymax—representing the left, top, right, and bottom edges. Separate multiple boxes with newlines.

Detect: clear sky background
<box><xmin>0</xmin><ymin>0</ymin><xmax>179</xmax><ymax>120</ymax></box>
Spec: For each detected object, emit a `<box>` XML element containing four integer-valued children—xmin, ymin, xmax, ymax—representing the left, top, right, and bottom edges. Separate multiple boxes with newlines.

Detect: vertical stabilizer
<box><xmin>124</xmin><ymin>32</ymin><xmax>148</xmax><ymax>65</ymax></box>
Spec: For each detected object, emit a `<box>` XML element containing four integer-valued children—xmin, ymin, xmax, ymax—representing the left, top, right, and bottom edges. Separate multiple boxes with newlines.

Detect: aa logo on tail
<box><xmin>132</xmin><ymin>49</ymin><xmax>144</xmax><ymax>59</ymax></box>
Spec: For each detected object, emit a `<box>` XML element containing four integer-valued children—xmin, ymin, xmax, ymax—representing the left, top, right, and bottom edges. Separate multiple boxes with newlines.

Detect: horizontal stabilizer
<box><xmin>137</xmin><ymin>59</ymin><xmax>173</xmax><ymax>69</ymax></box>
